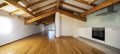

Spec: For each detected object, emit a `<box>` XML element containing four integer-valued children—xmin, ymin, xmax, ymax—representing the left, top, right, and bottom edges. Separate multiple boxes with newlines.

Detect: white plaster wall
<box><xmin>86</xmin><ymin>3</ymin><xmax>120</xmax><ymax>27</ymax></box>
<box><xmin>55</xmin><ymin>12</ymin><xmax>60</xmax><ymax>37</ymax></box>
<box><xmin>60</xmin><ymin>14</ymin><xmax>85</xmax><ymax>36</ymax></box>
<box><xmin>0</xmin><ymin>11</ymin><xmax>40</xmax><ymax>46</ymax></box>
<box><xmin>38</xmin><ymin>24</ymin><xmax>45</xmax><ymax>32</ymax></box>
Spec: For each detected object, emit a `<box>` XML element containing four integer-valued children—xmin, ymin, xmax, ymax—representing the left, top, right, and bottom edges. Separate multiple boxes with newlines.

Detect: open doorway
<box><xmin>36</xmin><ymin>14</ymin><xmax>55</xmax><ymax>40</ymax></box>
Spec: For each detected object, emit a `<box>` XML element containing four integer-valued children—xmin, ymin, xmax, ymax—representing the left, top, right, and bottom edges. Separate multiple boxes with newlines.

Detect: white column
<box><xmin>55</xmin><ymin>12</ymin><xmax>60</xmax><ymax>37</ymax></box>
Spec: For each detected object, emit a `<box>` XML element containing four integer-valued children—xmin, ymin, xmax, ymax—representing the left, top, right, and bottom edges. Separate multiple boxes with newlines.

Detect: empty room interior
<box><xmin>0</xmin><ymin>0</ymin><xmax>120</xmax><ymax>54</ymax></box>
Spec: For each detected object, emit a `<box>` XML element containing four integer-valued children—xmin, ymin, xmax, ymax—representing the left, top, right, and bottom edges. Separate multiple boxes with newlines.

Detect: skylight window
<box><xmin>27</xmin><ymin>8</ymin><xmax>32</xmax><ymax>11</ymax></box>
<box><xmin>1</xmin><ymin>5</ymin><xmax>18</xmax><ymax>12</ymax></box>
<box><xmin>18</xmin><ymin>1</ymin><xmax>26</xmax><ymax>7</ymax></box>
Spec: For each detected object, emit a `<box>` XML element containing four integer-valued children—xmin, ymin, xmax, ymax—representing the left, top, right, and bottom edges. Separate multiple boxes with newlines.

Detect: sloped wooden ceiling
<box><xmin>0</xmin><ymin>0</ymin><xmax>120</xmax><ymax>24</ymax></box>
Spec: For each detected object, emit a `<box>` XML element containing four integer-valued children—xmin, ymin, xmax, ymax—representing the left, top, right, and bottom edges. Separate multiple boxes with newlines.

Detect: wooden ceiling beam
<box><xmin>18</xmin><ymin>13</ymin><xmax>26</xmax><ymax>18</ymax></box>
<box><xmin>60</xmin><ymin>7</ymin><xmax>81</xmax><ymax>14</ymax></box>
<box><xmin>36</xmin><ymin>14</ymin><xmax>55</xmax><ymax>25</ymax></box>
<box><xmin>57</xmin><ymin>0</ymin><xmax>61</xmax><ymax>9</ymax></box>
<box><xmin>58</xmin><ymin>9</ymin><xmax>86</xmax><ymax>22</ymax></box>
<box><xmin>0</xmin><ymin>3</ymin><xmax>8</xmax><ymax>8</ymax></box>
<box><xmin>26</xmin><ymin>0</ymin><xmax>47</xmax><ymax>8</ymax></box>
<box><xmin>5</xmin><ymin>0</ymin><xmax>35</xmax><ymax>17</ymax></box>
<box><xmin>19</xmin><ymin>13</ymin><xmax>30</xmax><ymax>18</ymax></box>
<box><xmin>24</xmin><ymin>0</ymin><xmax>30</xmax><ymax>4</ymax></box>
<box><xmin>9</xmin><ymin>9</ymin><xmax>20</xmax><ymax>15</ymax></box>
<box><xmin>35</xmin><ymin>6</ymin><xmax>56</xmax><ymax>16</ymax></box>
<box><xmin>80</xmin><ymin>0</ymin><xmax>120</xmax><ymax>17</ymax></box>
<box><xmin>62</xmin><ymin>2</ymin><xmax>87</xmax><ymax>11</ymax></box>
<box><xmin>13</xmin><ymin>0</ymin><xmax>21</xmax><ymax>2</ymax></box>
<box><xmin>37</xmin><ymin>18</ymin><xmax>55</xmax><ymax>26</ymax></box>
<box><xmin>74</xmin><ymin>0</ymin><xmax>97</xmax><ymax>7</ymax></box>
<box><xmin>88</xmin><ymin>0</ymin><xmax>97</xmax><ymax>4</ymax></box>
<box><xmin>20</xmin><ymin>13</ymin><xmax>28</xmax><ymax>17</ymax></box>
<box><xmin>44</xmin><ymin>20</ymin><xmax>54</xmax><ymax>26</ymax></box>
<box><xmin>32</xmin><ymin>1</ymin><xmax>56</xmax><ymax>12</ymax></box>
<box><xmin>25</xmin><ymin>9</ymin><xmax>57</xmax><ymax>24</ymax></box>
<box><xmin>41</xmin><ymin>18</ymin><xmax>55</xmax><ymax>24</ymax></box>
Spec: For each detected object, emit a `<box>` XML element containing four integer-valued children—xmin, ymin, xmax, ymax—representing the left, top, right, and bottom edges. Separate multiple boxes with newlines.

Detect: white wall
<box><xmin>60</xmin><ymin>14</ymin><xmax>85</xmax><ymax>36</ymax></box>
<box><xmin>0</xmin><ymin>11</ymin><xmax>40</xmax><ymax>46</ymax></box>
<box><xmin>86</xmin><ymin>3</ymin><xmax>120</xmax><ymax>27</ymax></box>
<box><xmin>39</xmin><ymin>24</ymin><xmax>45</xmax><ymax>32</ymax></box>
<box><xmin>55</xmin><ymin>12</ymin><xmax>60</xmax><ymax>37</ymax></box>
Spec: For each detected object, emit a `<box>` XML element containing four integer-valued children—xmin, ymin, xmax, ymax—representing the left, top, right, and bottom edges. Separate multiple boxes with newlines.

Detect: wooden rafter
<box><xmin>18</xmin><ymin>14</ymin><xmax>25</xmax><ymax>18</ymax></box>
<box><xmin>57</xmin><ymin>0</ymin><xmax>61</xmax><ymax>9</ymax></box>
<box><xmin>13</xmin><ymin>0</ymin><xmax>21</xmax><ymax>2</ymax></box>
<box><xmin>26</xmin><ymin>0</ymin><xmax>47</xmax><ymax>8</ymax></box>
<box><xmin>37</xmin><ymin>18</ymin><xmax>55</xmax><ymax>25</ymax></box>
<box><xmin>35</xmin><ymin>6</ymin><xmax>56</xmax><ymax>16</ymax></box>
<box><xmin>9</xmin><ymin>9</ymin><xmax>20</xmax><ymax>15</ymax></box>
<box><xmin>36</xmin><ymin>14</ymin><xmax>55</xmax><ymax>25</ymax></box>
<box><xmin>60</xmin><ymin>6</ymin><xmax>81</xmax><ymax>14</ymax></box>
<box><xmin>25</xmin><ymin>9</ymin><xmax>57</xmax><ymax>24</ymax></box>
<box><xmin>80</xmin><ymin>0</ymin><xmax>120</xmax><ymax>17</ymax></box>
<box><xmin>20</xmin><ymin>13</ymin><xmax>28</xmax><ymax>17</ymax></box>
<box><xmin>0</xmin><ymin>3</ymin><xmax>8</xmax><ymax>8</ymax></box>
<box><xmin>58</xmin><ymin>9</ymin><xmax>86</xmax><ymax>22</ymax></box>
<box><xmin>62</xmin><ymin>2</ymin><xmax>87</xmax><ymax>11</ymax></box>
<box><xmin>41</xmin><ymin>18</ymin><xmax>54</xmax><ymax>24</ymax></box>
<box><xmin>24</xmin><ymin>0</ymin><xmax>31</xmax><ymax>4</ymax></box>
<box><xmin>74</xmin><ymin>0</ymin><xmax>96</xmax><ymax>7</ymax></box>
<box><xmin>19</xmin><ymin>13</ymin><xmax>30</xmax><ymax>18</ymax></box>
<box><xmin>32</xmin><ymin>1</ymin><xmax>57</xmax><ymax>12</ymax></box>
<box><xmin>5</xmin><ymin>0</ymin><xmax>35</xmax><ymax>17</ymax></box>
<box><xmin>88</xmin><ymin>0</ymin><xmax>96</xmax><ymax>4</ymax></box>
<box><xmin>44</xmin><ymin>20</ymin><xmax>55</xmax><ymax>26</ymax></box>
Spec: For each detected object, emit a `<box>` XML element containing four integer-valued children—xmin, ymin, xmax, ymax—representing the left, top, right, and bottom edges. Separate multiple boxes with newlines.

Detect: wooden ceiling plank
<box><xmin>62</xmin><ymin>2</ymin><xmax>87</xmax><ymax>11</ymax></box>
<box><xmin>26</xmin><ymin>0</ymin><xmax>47</xmax><ymax>8</ymax></box>
<box><xmin>25</xmin><ymin>9</ymin><xmax>57</xmax><ymax>24</ymax></box>
<box><xmin>9</xmin><ymin>9</ymin><xmax>20</xmax><ymax>15</ymax></box>
<box><xmin>32</xmin><ymin>1</ymin><xmax>57</xmax><ymax>12</ymax></box>
<box><xmin>5</xmin><ymin>0</ymin><xmax>35</xmax><ymax>17</ymax></box>
<box><xmin>58</xmin><ymin>9</ymin><xmax>86</xmax><ymax>22</ymax></box>
<box><xmin>0</xmin><ymin>3</ymin><xmax>8</xmax><ymax>8</ymax></box>
<box><xmin>74</xmin><ymin>0</ymin><xmax>97</xmax><ymax>7</ymax></box>
<box><xmin>80</xmin><ymin>0</ymin><xmax>120</xmax><ymax>17</ymax></box>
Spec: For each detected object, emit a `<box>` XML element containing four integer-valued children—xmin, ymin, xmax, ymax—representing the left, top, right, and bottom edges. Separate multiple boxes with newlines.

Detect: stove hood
<box><xmin>96</xmin><ymin>5</ymin><xmax>118</xmax><ymax>16</ymax></box>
